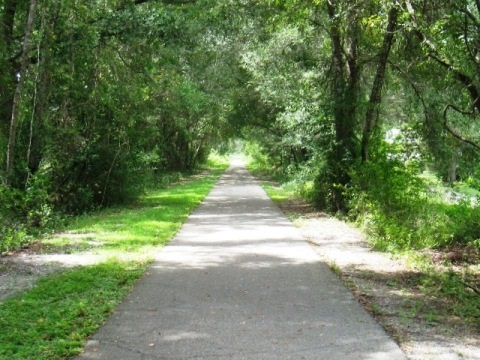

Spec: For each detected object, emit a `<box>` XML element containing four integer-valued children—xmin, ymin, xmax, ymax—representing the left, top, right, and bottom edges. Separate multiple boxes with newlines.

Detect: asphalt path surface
<box><xmin>76</xmin><ymin>159</ymin><xmax>407</xmax><ymax>360</ymax></box>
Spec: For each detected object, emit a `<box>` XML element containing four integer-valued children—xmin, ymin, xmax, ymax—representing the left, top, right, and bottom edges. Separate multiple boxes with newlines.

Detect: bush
<box><xmin>244</xmin><ymin>141</ymin><xmax>288</xmax><ymax>182</ymax></box>
<box><xmin>348</xmin><ymin>155</ymin><xmax>454</xmax><ymax>251</ymax></box>
<box><xmin>244</xmin><ymin>142</ymin><xmax>272</xmax><ymax>172</ymax></box>
<box><xmin>444</xmin><ymin>203</ymin><xmax>480</xmax><ymax>244</ymax></box>
<box><xmin>0</xmin><ymin>173</ymin><xmax>57</xmax><ymax>254</ymax></box>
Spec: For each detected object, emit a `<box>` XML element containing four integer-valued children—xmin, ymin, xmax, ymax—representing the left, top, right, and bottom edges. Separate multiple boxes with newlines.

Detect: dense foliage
<box><xmin>1</xmin><ymin>0</ymin><xmax>480</xmax><ymax>253</ymax></box>
<box><xmin>240</xmin><ymin>0</ymin><xmax>480</xmax><ymax>252</ymax></box>
<box><xmin>0</xmin><ymin>0</ymin><xmax>234</xmax><ymax>251</ymax></box>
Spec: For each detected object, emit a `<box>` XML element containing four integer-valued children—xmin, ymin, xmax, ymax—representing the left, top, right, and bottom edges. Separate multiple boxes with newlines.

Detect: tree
<box><xmin>396</xmin><ymin>0</ymin><xmax>480</xmax><ymax>180</ymax></box>
<box><xmin>361</xmin><ymin>5</ymin><xmax>398</xmax><ymax>163</ymax></box>
<box><xmin>6</xmin><ymin>0</ymin><xmax>37</xmax><ymax>179</ymax></box>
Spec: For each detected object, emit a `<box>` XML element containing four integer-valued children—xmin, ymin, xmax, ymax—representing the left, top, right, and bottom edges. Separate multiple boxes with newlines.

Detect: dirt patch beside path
<box><xmin>0</xmin><ymin>242</ymin><xmax>107</xmax><ymax>301</ymax></box>
<box><xmin>278</xmin><ymin>199</ymin><xmax>480</xmax><ymax>360</ymax></box>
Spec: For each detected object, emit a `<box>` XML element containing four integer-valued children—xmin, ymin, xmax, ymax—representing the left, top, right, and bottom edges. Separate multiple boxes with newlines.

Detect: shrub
<box><xmin>348</xmin><ymin>154</ymin><xmax>454</xmax><ymax>251</ymax></box>
<box><xmin>444</xmin><ymin>203</ymin><xmax>480</xmax><ymax>244</ymax></box>
<box><xmin>0</xmin><ymin>173</ymin><xmax>57</xmax><ymax>254</ymax></box>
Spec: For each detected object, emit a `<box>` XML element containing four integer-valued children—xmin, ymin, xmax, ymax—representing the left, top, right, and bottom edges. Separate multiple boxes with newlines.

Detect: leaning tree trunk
<box><xmin>6</xmin><ymin>0</ymin><xmax>37</xmax><ymax>179</ymax></box>
<box><xmin>361</xmin><ymin>6</ymin><xmax>398</xmax><ymax>163</ymax></box>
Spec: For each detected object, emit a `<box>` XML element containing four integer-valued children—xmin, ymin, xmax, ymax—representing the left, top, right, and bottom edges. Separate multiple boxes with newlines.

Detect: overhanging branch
<box><xmin>443</xmin><ymin>104</ymin><xmax>480</xmax><ymax>150</ymax></box>
<box><xmin>405</xmin><ymin>0</ymin><xmax>480</xmax><ymax>113</ymax></box>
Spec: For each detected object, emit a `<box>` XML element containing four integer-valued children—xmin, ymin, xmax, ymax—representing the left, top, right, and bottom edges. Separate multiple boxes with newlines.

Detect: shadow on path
<box><xmin>76</xmin><ymin>159</ymin><xmax>407</xmax><ymax>360</ymax></box>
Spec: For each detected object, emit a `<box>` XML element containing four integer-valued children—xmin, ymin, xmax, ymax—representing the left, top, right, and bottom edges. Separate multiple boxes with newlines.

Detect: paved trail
<box><xmin>77</xmin><ymin>160</ymin><xmax>407</xmax><ymax>359</ymax></box>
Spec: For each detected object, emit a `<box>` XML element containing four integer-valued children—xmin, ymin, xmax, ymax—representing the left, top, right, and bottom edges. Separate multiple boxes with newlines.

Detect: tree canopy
<box><xmin>2</xmin><ymin>0</ymin><xmax>480</xmax><ymax>252</ymax></box>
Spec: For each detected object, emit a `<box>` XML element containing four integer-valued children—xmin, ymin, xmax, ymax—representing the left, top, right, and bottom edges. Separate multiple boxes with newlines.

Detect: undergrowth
<box><xmin>349</xmin><ymin>155</ymin><xmax>480</xmax><ymax>252</ymax></box>
<box><xmin>410</xmin><ymin>253</ymin><xmax>480</xmax><ymax>327</ymax></box>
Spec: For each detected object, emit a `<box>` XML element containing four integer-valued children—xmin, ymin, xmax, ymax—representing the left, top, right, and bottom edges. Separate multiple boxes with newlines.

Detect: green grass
<box><xmin>407</xmin><ymin>253</ymin><xmax>480</xmax><ymax>327</ymax></box>
<box><xmin>45</xmin><ymin>174</ymin><xmax>221</xmax><ymax>256</ymax></box>
<box><xmin>0</xmin><ymin>261</ymin><xmax>144</xmax><ymax>359</ymax></box>
<box><xmin>0</xmin><ymin>158</ymin><xmax>228</xmax><ymax>359</ymax></box>
<box><xmin>261</xmin><ymin>182</ymin><xmax>295</xmax><ymax>203</ymax></box>
<box><xmin>246</xmin><ymin>156</ymin><xmax>296</xmax><ymax>204</ymax></box>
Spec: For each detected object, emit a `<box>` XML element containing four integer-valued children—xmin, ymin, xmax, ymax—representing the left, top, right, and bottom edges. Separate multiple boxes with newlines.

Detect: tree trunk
<box><xmin>27</xmin><ymin>3</ymin><xmax>60</xmax><ymax>174</ymax></box>
<box><xmin>0</xmin><ymin>0</ymin><xmax>19</xmax><ymax>142</ymax></box>
<box><xmin>323</xmin><ymin>0</ymin><xmax>360</xmax><ymax>213</ymax></box>
<box><xmin>6</xmin><ymin>0</ymin><xmax>37</xmax><ymax>179</ymax></box>
<box><xmin>447</xmin><ymin>151</ymin><xmax>458</xmax><ymax>183</ymax></box>
<box><xmin>361</xmin><ymin>6</ymin><xmax>398</xmax><ymax>163</ymax></box>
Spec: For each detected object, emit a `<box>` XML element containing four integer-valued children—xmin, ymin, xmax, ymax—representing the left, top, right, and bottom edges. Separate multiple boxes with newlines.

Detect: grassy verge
<box><xmin>0</xmin><ymin>262</ymin><xmax>144</xmax><ymax>359</ymax></box>
<box><xmin>405</xmin><ymin>252</ymin><xmax>480</xmax><ymax>327</ymax></box>
<box><xmin>246</xmin><ymin>158</ymin><xmax>295</xmax><ymax>202</ymax></box>
<box><xmin>0</xmin><ymin>158</ymin><xmax>228</xmax><ymax>360</ymax></box>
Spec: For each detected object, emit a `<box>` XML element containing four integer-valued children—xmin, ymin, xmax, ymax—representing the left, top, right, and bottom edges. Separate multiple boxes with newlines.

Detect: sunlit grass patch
<box><xmin>0</xmin><ymin>261</ymin><xmax>145</xmax><ymax>360</ymax></box>
<box><xmin>43</xmin><ymin>167</ymin><xmax>225</xmax><ymax>254</ymax></box>
<box><xmin>261</xmin><ymin>182</ymin><xmax>294</xmax><ymax>203</ymax></box>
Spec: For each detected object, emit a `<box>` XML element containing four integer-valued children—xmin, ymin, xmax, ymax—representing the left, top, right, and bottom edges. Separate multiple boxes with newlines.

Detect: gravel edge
<box><xmin>277</xmin><ymin>199</ymin><xmax>480</xmax><ymax>360</ymax></box>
